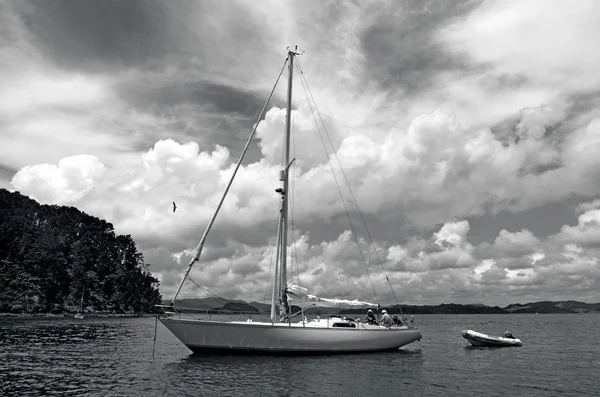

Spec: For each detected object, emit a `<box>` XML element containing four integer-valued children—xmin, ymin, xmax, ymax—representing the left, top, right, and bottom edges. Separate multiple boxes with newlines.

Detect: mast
<box><xmin>279</xmin><ymin>47</ymin><xmax>296</xmax><ymax>320</ymax></box>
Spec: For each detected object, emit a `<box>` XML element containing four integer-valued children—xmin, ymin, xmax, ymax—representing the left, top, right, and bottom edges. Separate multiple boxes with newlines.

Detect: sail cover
<box><xmin>286</xmin><ymin>282</ymin><xmax>378</xmax><ymax>308</ymax></box>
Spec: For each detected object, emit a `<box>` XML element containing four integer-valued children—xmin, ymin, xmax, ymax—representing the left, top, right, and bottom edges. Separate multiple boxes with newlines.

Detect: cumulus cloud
<box><xmin>466</xmin><ymin>216</ymin><xmax>600</xmax><ymax>302</ymax></box>
<box><xmin>256</xmin><ymin>102</ymin><xmax>343</xmax><ymax>171</ymax></box>
<box><xmin>11</xmin><ymin>155</ymin><xmax>106</xmax><ymax>204</ymax></box>
<box><xmin>473</xmin><ymin>229</ymin><xmax>542</xmax><ymax>271</ymax></box>
<box><xmin>550</xmin><ymin>209</ymin><xmax>600</xmax><ymax>249</ymax></box>
<box><xmin>425</xmin><ymin>221</ymin><xmax>475</xmax><ymax>270</ymax></box>
<box><xmin>490</xmin><ymin>229</ymin><xmax>541</xmax><ymax>257</ymax></box>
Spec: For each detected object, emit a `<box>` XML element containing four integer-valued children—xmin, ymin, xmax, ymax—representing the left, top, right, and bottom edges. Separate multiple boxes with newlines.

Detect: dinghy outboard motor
<box><xmin>503</xmin><ymin>331</ymin><xmax>514</xmax><ymax>339</ymax></box>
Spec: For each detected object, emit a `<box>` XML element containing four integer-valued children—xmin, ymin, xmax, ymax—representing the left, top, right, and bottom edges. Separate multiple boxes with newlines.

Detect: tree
<box><xmin>0</xmin><ymin>189</ymin><xmax>162</xmax><ymax>314</ymax></box>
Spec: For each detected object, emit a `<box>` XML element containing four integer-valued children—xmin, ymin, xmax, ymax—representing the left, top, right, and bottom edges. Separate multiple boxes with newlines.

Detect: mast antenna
<box><xmin>286</xmin><ymin>45</ymin><xmax>304</xmax><ymax>56</ymax></box>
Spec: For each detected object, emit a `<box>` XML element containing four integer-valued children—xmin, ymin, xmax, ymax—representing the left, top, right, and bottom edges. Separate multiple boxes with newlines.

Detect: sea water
<box><xmin>1</xmin><ymin>313</ymin><xmax>598</xmax><ymax>396</ymax></box>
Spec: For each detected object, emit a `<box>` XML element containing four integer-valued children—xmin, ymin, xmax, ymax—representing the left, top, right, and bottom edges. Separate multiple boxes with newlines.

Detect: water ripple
<box><xmin>1</xmin><ymin>314</ymin><xmax>599</xmax><ymax>396</ymax></box>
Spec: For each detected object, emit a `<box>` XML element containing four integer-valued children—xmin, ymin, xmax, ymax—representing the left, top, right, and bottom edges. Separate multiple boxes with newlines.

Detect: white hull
<box><xmin>160</xmin><ymin>317</ymin><xmax>422</xmax><ymax>354</ymax></box>
<box><xmin>462</xmin><ymin>329</ymin><xmax>522</xmax><ymax>347</ymax></box>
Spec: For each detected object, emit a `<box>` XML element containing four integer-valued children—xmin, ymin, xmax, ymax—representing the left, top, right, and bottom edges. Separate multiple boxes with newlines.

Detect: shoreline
<box><xmin>0</xmin><ymin>312</ymin><xmax>158</xmax><ymax>318</ymax></box>
<box><xmin>3</xmin><ymin>312</ymin><xmax>596</xmax><ymax>319</ymax></box>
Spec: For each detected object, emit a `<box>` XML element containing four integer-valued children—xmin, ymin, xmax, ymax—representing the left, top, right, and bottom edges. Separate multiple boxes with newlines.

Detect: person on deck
<box><xmin>366</xmin><ymin>309</ymin><xmax>377</xmax><ymax>325</ymax></box>
<box><xmin>381</xmin><ymin>310</ymin><xmax>392</xmax><ymax>327</ymax></box>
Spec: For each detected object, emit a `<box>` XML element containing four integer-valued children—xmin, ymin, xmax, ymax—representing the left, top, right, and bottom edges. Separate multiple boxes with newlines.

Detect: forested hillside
<box><xmin>0</xmin><ymin>189</ymin><xmax>162</xmax><ymax>314</ymax></box>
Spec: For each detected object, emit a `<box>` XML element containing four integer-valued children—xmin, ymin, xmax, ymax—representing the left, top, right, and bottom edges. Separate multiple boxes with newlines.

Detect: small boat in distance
<box><xmin>462</xmin><ymin>329</ymin><xmax>522</xmax><ymax>347</ymax></box>
<box><xmin>74</xmin><ymin>286</ymin><xmax>85</xmax><ymax>319</ymax></box>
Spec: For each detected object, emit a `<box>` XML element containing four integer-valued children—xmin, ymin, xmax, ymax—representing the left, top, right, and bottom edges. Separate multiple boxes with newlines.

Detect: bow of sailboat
<box><xmin>155</xmin><ymin>47</ymin><xmax>422</xmax><ymax>354</ymax></box>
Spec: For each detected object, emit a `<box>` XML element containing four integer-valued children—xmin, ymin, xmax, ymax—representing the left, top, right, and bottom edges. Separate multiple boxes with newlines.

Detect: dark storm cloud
<box><xmin>359</xmin><ymin>0</ymin><xmax>483</xmax><ymax>94</ymax></box>
<box><xmin>7</xmin><ymin>0</ymin><xmax>330</xmax><ymax>169</ymax></box>
<box><xmin>116</xmin><ymin>76</ymin><xmax>288</xmax><ymax>159</ymax></box>
<box><xmin>19</xmin><ymin>0</ymin><xmax>178</xmax><ymax>71</ymax></box>
<box><xmin>2</xmin><ymin>0</ymin><xmax>287</xmax><ymax>169</ymax></box>
<box><xmin>115</xmin><ymin>80</ymin><xmax>278</xmax><ymax>161</ymax></box>
<box><xmin>490</xmin><ymin>89</ymin><xmax>600</xmax><ymax>146</ymax></box>
<box><xmin>119</xmin><ymin>80</ymin><xmax>273</xmax><ymax>119</ymax></box>
<box><xmin>18</xmin><ymin>0</ymin><xmax>278</xmax><ymax>74</ymax></box>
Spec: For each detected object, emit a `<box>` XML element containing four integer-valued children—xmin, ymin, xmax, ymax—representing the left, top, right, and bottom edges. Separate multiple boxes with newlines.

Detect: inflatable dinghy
<box><xmin>462</xmin><ymin>329</ymin><xmax>522</xmax><ymax>347</ymax></box>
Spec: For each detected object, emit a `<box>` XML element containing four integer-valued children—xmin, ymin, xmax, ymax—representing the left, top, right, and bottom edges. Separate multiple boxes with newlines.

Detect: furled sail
<box><xmin>286</xmin><ymin>282</ymin><xmax>378</xmax><ymax>308</ymax></box>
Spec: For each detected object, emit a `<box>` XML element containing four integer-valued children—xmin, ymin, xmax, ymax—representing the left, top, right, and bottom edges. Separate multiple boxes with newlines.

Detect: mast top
<box><xmin>286</xmin><ymin>45</ymin><xmax>304</xmax><ymax>57</ymax></box>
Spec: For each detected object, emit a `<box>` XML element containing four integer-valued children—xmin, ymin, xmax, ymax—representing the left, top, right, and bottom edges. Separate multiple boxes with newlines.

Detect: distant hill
<box><xmin>248</xmin><ymin>301</ymin><xmax>272</xmax><ymax>312</ymax></box>
<box><xmin>168</xmin><ymin>297</ymin><xmax>227</xmax><ymax>310</ymax></box>
<box><xmin>211</xmin><ymin>301</ymin><xmax>259</xmax><ymax>314</ymax></box>
<box><xmin>504</xmin><ymin>300</ymin><xmax>600</xmax><ymax>314</ymax></box>
<box><xmin>164</xmin><ymin>297</ymin><xmax>267</xmax><ymax>313</ymax></box>
<box><xmin>166</xmin><ymin>298</ymin><xmax>600</xmax><ymax>315</ymax></box>
<box><xmin>340</xmin><ymin>303</ymin><xmax>507</xmax><ymax>315</ymax></box>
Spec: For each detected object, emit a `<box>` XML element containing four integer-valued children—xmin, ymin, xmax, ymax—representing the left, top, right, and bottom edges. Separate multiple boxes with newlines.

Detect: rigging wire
<box><xmin>187</xmin><ymin>276</ymin><xmax>228</xmax><ymax>305</ymax></box>
<box><xmin>262</xmin><ymin>210</ymin><xmax>284</xmax><ymax>305</ymax></box>
<box><xmin>296</xmin><ymin>58</ymin><xmax>404</xmax><ymax>314</ymax></box>
<box><xmin>290</xmin><ymin>107</ymin><xmax>302</xmax><ymax>285</ymax></box>
<box><xmin>295</xmin><ymin>61</ymin><xmax>380</xmax><ymax>307</ymax></box>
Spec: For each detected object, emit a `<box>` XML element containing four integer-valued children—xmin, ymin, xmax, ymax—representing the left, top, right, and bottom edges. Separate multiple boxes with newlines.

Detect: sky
<box><xmin>2</xmin><ymin>0</ymin><xmax>600</xmax><ymax>307</ymax></box>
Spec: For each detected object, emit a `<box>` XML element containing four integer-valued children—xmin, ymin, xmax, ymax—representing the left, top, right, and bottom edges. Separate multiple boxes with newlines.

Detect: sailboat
<box><xmin>75</xmin><ymin>286</ymin><xmax>85</xmax><ymax>319</ymax></box>
<box><xmin>157</xmin><ymin>47</ymin><xmax>422</xmax><ymax>354</ymax></box>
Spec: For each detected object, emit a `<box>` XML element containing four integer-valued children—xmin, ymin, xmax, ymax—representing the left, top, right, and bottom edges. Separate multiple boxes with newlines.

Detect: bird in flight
<box><xmin>172</xmin><ymin>201</ymin><xmax>177</xmax><ymax>213</ymax></box>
